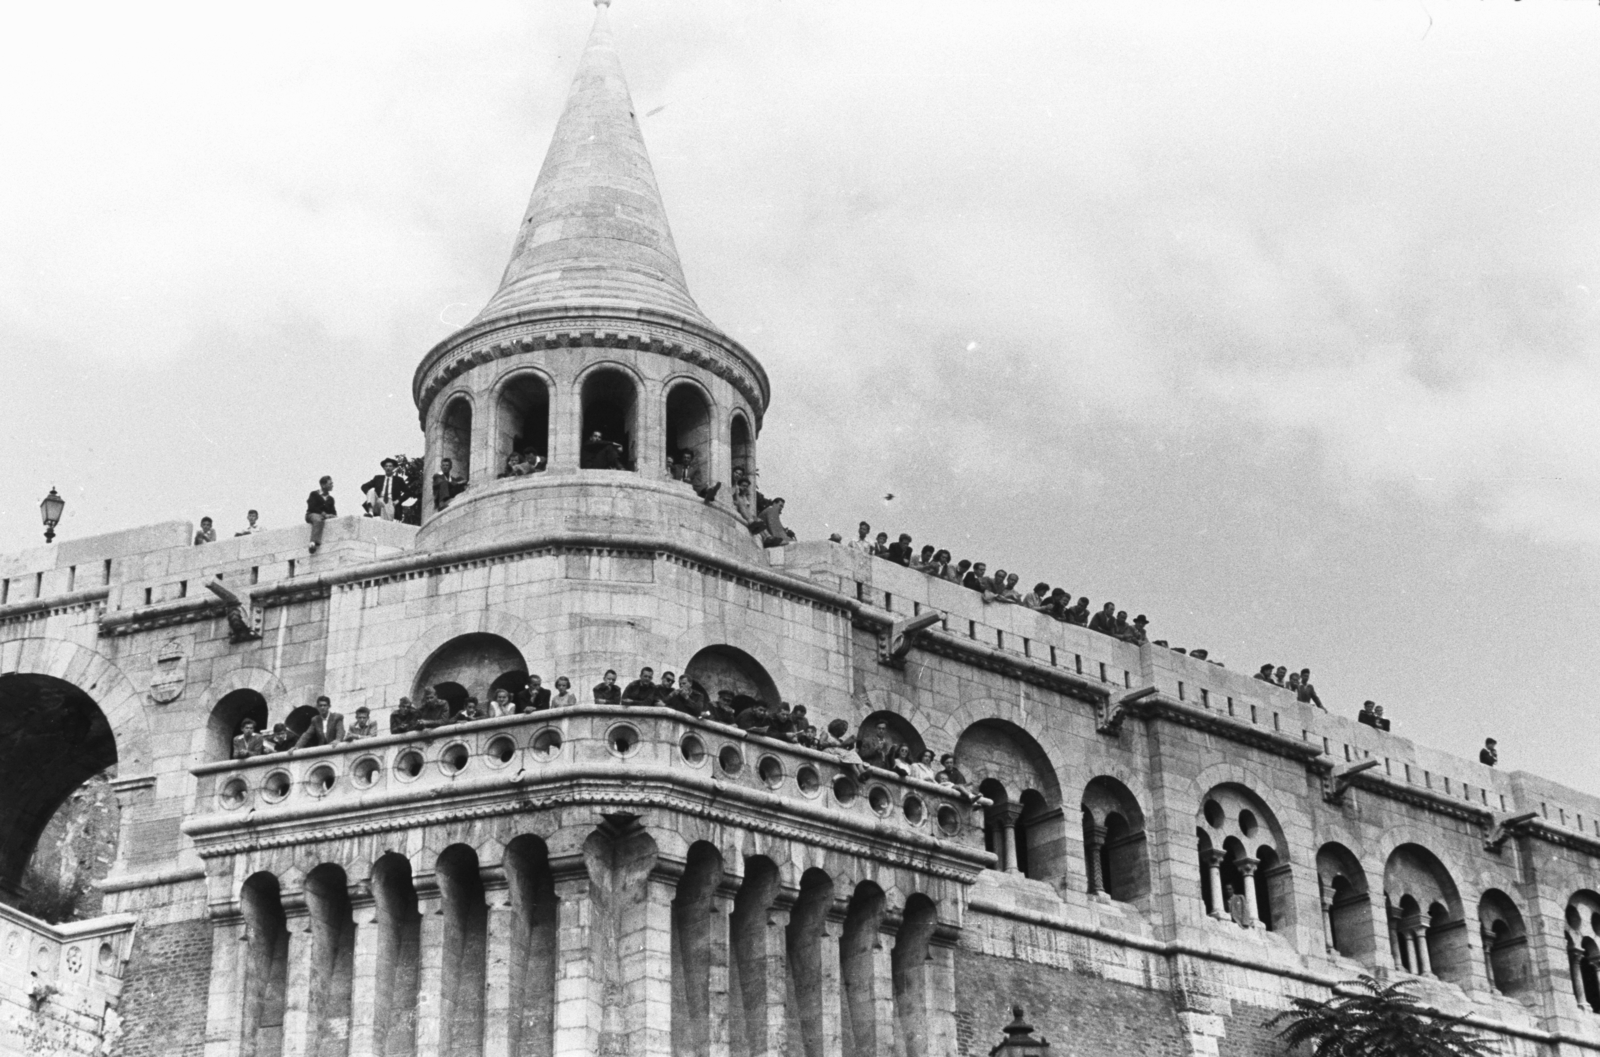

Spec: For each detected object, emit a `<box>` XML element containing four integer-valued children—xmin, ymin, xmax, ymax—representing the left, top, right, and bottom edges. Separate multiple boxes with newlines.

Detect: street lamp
<box><xmin>40</xmin><ymin>487</ymin><xmax>65</xmax><ymax>543</ymax></box>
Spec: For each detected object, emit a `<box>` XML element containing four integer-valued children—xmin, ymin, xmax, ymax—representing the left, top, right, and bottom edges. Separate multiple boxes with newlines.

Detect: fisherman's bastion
<box><xmin>2</xmin><ymin>4</ymin><xmax>1599</xmax><ymax>1056</ymax></box>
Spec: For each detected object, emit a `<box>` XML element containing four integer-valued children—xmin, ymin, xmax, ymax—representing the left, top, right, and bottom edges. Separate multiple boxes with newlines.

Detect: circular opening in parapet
<box><xmin>832</xmin><ymin>775</ymin><xmax>858</xmax><ymax>806</ymax></box>
<box><xmin>718</xmin><ymin>745</ymin><xmax>744</xmax><ymax>776</ymax></box>
<box><xmin>1203</xmin><ymin>799</ymin><xmax>1225</xmax><ymax>828</ymax></box>
<box><xmin>1237</xmin><ymin>809</ymin><xmax>1258</xmax><ymax>837</ymax></box>
<box><xmin>903</xmin><ymin>794</ymin><xmax>927</xmax><ymax>826</ymax></box>
<box><xmin>395</xmin><ymin>749</ymin><xmax>425</xmax><ymax>780</ymax></box>
<box><xmin>305</xmin><ymin>764</ymin><xmax>337</xmax><ymax>796</ymax></box>
<box><xmin>757</xmin><ymin>755</ymin><xmax>784</xmax><ymax>788</ymax></box>
<box><xmin>868</xmin><ymin>785</ymin><xmax>892</xmax><ymax>816</ymax></box>
<box><xmin>261</xmin><ymin>770</ymin><xmax>291</xmax><ymax>803</ymax></box>
<box><xmin>1568</xmin><ymin>906</ymin><xmax>1582</xmax><ymax>930</ymax></box>
<box><xmin>531</xmin><ymin>727</ymin><xmax>563</xmax><ymax>760</ymax></box>
<box><xmin>796</xmin><ymin>764</ymin><xmax>821</xmax><ymax>797</ymax></box>
<box><xmin>607</xmin><ymin>723</ymin><xmax>641</xmax><ymax>757</ymax></box>
<box><xmin>937</xmin><ymin>804</ymin><xmax>961</xmax><ymax>836</ymax></box>
<box><xmin>485</xmin><ymin>735</ymin><xmax>517</xmax><ymax>766</ymax></box>
<box><xmin>680</xmin><ymin>733</ymin><xmax>708</xmax><ymax>767</ymax></box>
<box><xmin>440</xmin><ymin>743</ymin><xmax>470</xmax><ymax>775</ymax></box>
<box><xmin>219</xmin><ymin>776</ymin><xmax>250</xmax><ymax>810</ymax></box>
<box><xmin>351</xmin><ymin>756</ymin><xmax>382</xmax><ymax>788</ymax></box>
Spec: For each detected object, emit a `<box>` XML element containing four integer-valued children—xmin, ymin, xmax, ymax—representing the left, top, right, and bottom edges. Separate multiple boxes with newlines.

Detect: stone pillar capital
<box><xmin>1236</xmin><ymin>856</ymin><xmax>1260</xmax><ymax>877</ymax></box>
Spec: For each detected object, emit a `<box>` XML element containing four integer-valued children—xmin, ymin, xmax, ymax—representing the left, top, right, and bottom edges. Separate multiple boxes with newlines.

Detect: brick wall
<box><xmin>955</xmin><ymin>951</ymin><xmax>1187</xmax><ymax>1057</ymax></box>
<box><xmin>115</xmin><ymin>919</ymin><xmax>211</xmax><ymax>1057</ymax></box>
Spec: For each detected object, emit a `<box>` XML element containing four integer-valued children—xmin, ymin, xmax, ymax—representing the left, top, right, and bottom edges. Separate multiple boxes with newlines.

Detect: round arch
<box><xmin>1196</xmin><ymin>782</ymin><xmax>1291</xmax><ymax>932</ymax></box>
<box><xmin>493</xmin><ymin>368</ymin><xmax>552</xmax><ymax>476</ymax></box>
<box><xmin>683</xmin><ymin>644</ymin><xmax>781</xmax><ymax>706</ymax></box>
<box><xmin>434</xmin><ymin>391</ymin><xmax>475</xmax><ymax>490</ymax></box>
<box><xmin>1316</xmin><ymin>842</ymin><xmax>1375</xmax><ymax>964</ymax></box>
<box><xmin>955</xmin><ymin>719</ymin><xmax>1065</xmax><ymax>884</ymax></box>
<box><xmin>411</xmin><ymin>633</ymin><xmax>528</xmax><ymax>710</ymax></box>
<box><xmin>730</xmin><ymin>411</ymin><xmax>754</xmax><ymax>491</ymax></box>
<box><xmin>1384</xmin><ymin>843</ymin><xmax>1469</xmax><ymax>986</ymax></box>
<box><xmin>209</xmin><ymin>688</ymin><xmax>268</xmax><ymax>761</ymax></box>
<box><xmin>578</xmin><ymin>363</ymin><xmax>643</xmax><ymax>471</ymax></box>
<box><xmin>1479</xmin><ymin>889</ymin><xmax>1531</xmax><ymax>997</ymax></box>
<box><xmin>1081</xmin><ymin>776</ymin><xmax>1150</xmax><ymax>903</ymax></box>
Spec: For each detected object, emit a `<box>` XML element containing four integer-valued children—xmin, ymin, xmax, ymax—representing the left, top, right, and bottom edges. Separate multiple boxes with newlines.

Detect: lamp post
<box><xmin>40</xmin><ymin>487</ymin><xmax>64</xmax><ymax>543</ymax></box>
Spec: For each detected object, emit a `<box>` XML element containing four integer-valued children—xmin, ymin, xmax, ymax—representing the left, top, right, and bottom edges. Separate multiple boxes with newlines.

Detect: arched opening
<box><xmin>892</xmin><ymin>894</ymin><xmax>939</xmax><ymax>1057</ymax></box>
<box><xmin>436</xmin><ymin>844</ymin><xmax>488</xmax><ymax>1056</ymax></box>
<box><xmin>1316</xmin><ymin>843</ymin><xmax>1374</xmax><ymax>964</ymax></box>
<box><xmin>303</xmin><ymin>863</ymin><xmax>356</xmax><ymax>1046</ymax></box>
<box><xmin>956</xmin><ymin>719</ymin><xmax>1065</xmax><ymax>884</ymax></box>
<box><xmin>683</xmin><ymin>645</ymin><xmax>781</xmax><ymax>706</ymax></box>
<box><xmin>1195</xmin><ymin>783</ymin><xmax>1291</xmax><ymax>932</ymax></box>
<box><xmin>840</xmin><ymin>881</ymin><xmax>887</xmax><ymax>1057</ymax></box>
<box><xmin>1384</xmin><ymin>843</ymin><xmax>1469</xmax><ymax>986</ymax></box>
<box><xmin>370</xmin><ymin>852</ymin><xmax>421</xmax><ymax>1057</ymax></box>
<box><xmin>1564</xmin><ymin>891</ymin><xmax>1600</xmax><ymax>1012</ymax></box>
<box><xmin>666</xmin><ymin>382</ymin><xmax>714</xmax><ymax>483</ymax></box>
<box><xmin>1081</xmin><ymin>776</ymin><xmax>1149</xmax><ymax>903</ymax></box>
<box><xmin>505</xmin><ymin>835</ymin><xmax>559</xmax><ymax>1057</ymax></box>
<box><xmin>856</xmin><ymin>711</ymin><xmax>926</xmax><ymax>763</ymax></box>
<box><xmin>412</xmin><ymin>633</ymin><xmax>528</xmax><ymax>711</ymax></box>
<box><xmin>672</xmin><ymin>842</ymin><xmax>725</xmax><ymax>1057</ymax></box>
<box><xmin>284</xmin><ymin>704</ymin><xmax>319</xmax><ymax>741</ymax></box>
<box><xmin>981</xmin><ymin>781</ymin><xmax>1010</xmax><ymax>864</ymax></box>
<box><xmin>730</xmin><ymin>413</ymin><xmax>753</xmax><ymax>489</ymax></box>
<box><xmin>0</xmin><ymin>673</ymin><xmax>119</xmax><ymax>917</ymax></box>
<box><xmin>786</xmin><ymin>868</ymin><xmax>835</xmax><ymax>1057</ymax></box>
<box><xmin>1479</xmin><ymin>890</ymin><xmax>1531</xmax><ymax>997</ymax></box>
<box><xmin>240</xmin><ymin>871</ymin><xmax>290</xmax><ymax>1057</ymax></box>
<box><xmin>580</xmin><ymin>368</ymin><xmax>638</xmax><ymax>470</ymax></box>
<box><xmin>438</xmin><ymin>395</ymin><xmax>473</xmax><ymax>498</ymax></box>
<box><xmin>729</xmin><ymin>856</ymin><xmax>783</xmax><ymax>1057</ymax></box>
<box><xmin>496</xmin><ymin>373</ymin><xmax>550</xmax><ymax>477</ymax></box>
<box><xmin>210</xmin><ymin>688</ymin><xmax>269</xmax><ymax>761</ymax></box>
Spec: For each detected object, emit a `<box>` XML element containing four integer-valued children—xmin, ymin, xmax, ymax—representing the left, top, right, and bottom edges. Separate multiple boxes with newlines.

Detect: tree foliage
<box><xmin>1270</xmin><ymin>976</ymin><xmax>1497</xmax><ymax>1057</ymax></box>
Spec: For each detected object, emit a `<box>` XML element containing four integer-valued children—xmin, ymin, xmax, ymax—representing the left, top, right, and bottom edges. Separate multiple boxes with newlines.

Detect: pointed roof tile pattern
<box><xmin>473</xmin><ymin>2</ymin><xmax>713</xmax><ymax>329</ymax></box>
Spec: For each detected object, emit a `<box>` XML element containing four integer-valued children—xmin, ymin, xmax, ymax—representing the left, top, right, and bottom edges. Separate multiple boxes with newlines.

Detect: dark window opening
<box><xmin>580</xmin><ymin>369</ymin><xmax>638</xmax><ymax>470</ymax></box>
<box><xmin>666</xmin><ymin>384</ymin><xmax>714</xmax><ymax>483</ymax></box>
<box><xmin>496</xmin><ymin>374</ymin><xmax>549</xmax><ymax>477</ymax></box>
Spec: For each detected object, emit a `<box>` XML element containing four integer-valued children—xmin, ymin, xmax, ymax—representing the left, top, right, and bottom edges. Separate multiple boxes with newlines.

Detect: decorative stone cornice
<box><xmin>0</xmin><ymin>586</ymin><xmax>107</xmax><ymax>628</ymax></box>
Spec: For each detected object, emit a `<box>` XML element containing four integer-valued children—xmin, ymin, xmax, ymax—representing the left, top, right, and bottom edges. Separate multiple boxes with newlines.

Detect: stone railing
<box><xmin>0</xmin><ymin>902</ymin><xmax>136</xmax><ymax>1056</ymax></box>
<box><xmin>188</xmin><ymin>705</ymin><xmax>984</xmax><ymax>852</ymax></box>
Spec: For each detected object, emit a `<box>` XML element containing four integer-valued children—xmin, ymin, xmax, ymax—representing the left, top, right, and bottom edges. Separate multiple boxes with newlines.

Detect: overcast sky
<box><xmin>2</xmin><ymin>1</ymin><xmax>1597</xmax><ymax>793</ymax></box>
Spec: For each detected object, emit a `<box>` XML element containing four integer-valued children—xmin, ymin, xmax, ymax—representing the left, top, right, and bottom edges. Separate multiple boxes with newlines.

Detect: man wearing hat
<box><xmin>1130</xmin><ymin>615</ymin><xmax>1150</xmax><ymax>643</ymax></box>
<box><xmin>362</xmin><ymin>458</ymin><xmax>406</xmax><ymax>521</ymax></box>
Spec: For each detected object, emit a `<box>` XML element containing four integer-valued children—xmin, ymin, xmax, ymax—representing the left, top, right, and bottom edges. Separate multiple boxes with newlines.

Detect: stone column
<box><xmin>280</xmin><ymin>895</ymin><xmax>315</xmax><ymax>1057</ymax></box>
<box><xmin>1084</xmin><ymin>823</ymin><xmax>1106</xmax><ymax>896</ymax></box>
<box><xmin>631</xmin><ymin>868</ymin><xmax>678</xmax><ymax>1057</ymax></box>
<box><xmin>1412</xmin><ymin>927</ymin><xmax>1433</xmax><ymax>977</ymax></box>
<box><xmin>865</xmin><ymin>911</ymin><xmax>900</xmax><ymax>1057</ymax></box>
<box><xmin>551</xmin><ymin>866</ymin><xmax>599</xmax><ymax>1057</ymax></box>
<box><xmin>1201</xmin><ymin>851</ymin><xmax>1228</xmax><ymax>920</ymax></box>
<box><xmin>819</xmin><ymin>907</ymin><xmax>848</xmax><ymax>1057</ymax></box>
<box><xmin>347</xmin><ymin>892</ymin><xmax>380</xmax><ymax>1057</ymax></box>
<box><xmin>759</xmin><ymin>896</ymin><xmax>794</xmax><ymax>1057</ymax></box>
<box><xmin>482</xmin><ymin>867</ymin><xmax>517</xmax><ymax>1057</ymax></box>
<box><xmin>413</xmin><ymin>876</ymin><xmax>446</xmax><ymax>1057</ymax></box>
<box><xmin>1000</xmin><ymin>806</ymin><xmax>1023</xmax><ymax>876</ymax></box>
<box><xmin>1570</xmin><ymin>945</ymin><xmax>1586</xmax><ymax>1004</ymax></box>
<box><xmin>1237</xmin><ymin>858</ymin><xmax>1262</xmax><ymax>929</ymax></box>
<box><xmin>707</xmin><ymin>885</ymin><xmax>737</xmax><ymax>1057</ymax></box>
<box><xmin>925</xmin><ymin>924</ymin><xmax>961</xmax><ymax>1057</ymax></box>
<box><xmin>203</xmin><ymin>910</ymin><xmax>247</xmax><ymax>1057</ymax></box>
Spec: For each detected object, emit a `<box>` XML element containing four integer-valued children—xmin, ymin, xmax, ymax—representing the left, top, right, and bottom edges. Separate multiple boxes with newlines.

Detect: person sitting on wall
<box><xmin>621</xmin><ymin>667</ymin><xmax>657</xmax><ymax>705</ymax></box>
<box><xmin>869</xmin><ymin>531</ymin><xmax>891</xmax><ymax>558</ymax></box>
<box><xmin>961</xmin><ymin>562</ymin><xmax>990</xmax><ymax>592</ymax></box>
<box><xmin>362</xmin><ymin>458</ymin><xmax>407</xmax><ymax>520</ymax></box>
<box><xmin>990</xmin><ymin>572</ymin><xmax>1024</xmax><ymax>604</ymax></box>
<box><xmin>551</xmin><ymin>676</ymin><xmax>578</xmax><ymax>708</ymax></box>
<box><xmin>235</xmin><ymin>509</ymin><xmax>262</xmax><ymax>536</ymax></box>
<box><xmin>845</xmin><ymin>521</ymin><xmax>873</xmax><ymax>553</ymax></box>
<box><xmin>295</xmin><ymin>695</ymin><xmax>347</xmax><ymax>749</ymax></box>
<box><xmin>815</xmin><ymin>719</ymin><xmax>866</xmax><ymax>780</ymax></box>
<box><xmin>593</xmin><ymin>669</ymin><xmax>622</xmax><ymax>704</ymax></box>
<box><xmin>1088</xmin><ymin>602</ymin><xmax>1118</xmax><ymax>635</ymax></box>
<box><xmin>911</xmin><ymin>544</ymin><xmax>936</xmax><ymax>572</ymax></box>
<box><xmin>581</xmin><ymin>431</ymin><xmax>628</xmax><ymax>470</ymax></box>
<box><xmin>1129</xmin><ymin>615</ymin><xmax>1150</xmax><ymax>644</ymax></box>
<box><xmin>345</xmin><ymin>706</ymin><xmax>380</xmax><ymax>740</ymax></box>
<box><xmin>1022</xmin><ymin>582</ymin><xmax>1051</xmax><ymax>609</ymax></box>
<box><xmin>926</xmin><ymin>549</ymin><xmax>952</xmax><ymax>578</ymax></box>
<box><xmin>750</xmin><ymin>497</ymin><xmax>793</xmax><ymax>547</ymax></box>
<box><xmin>1272</xmin><ymin>665</ymin><xmax>1288</xmax><ymax>687</ymax></box>
<box><xmin>390</xmin><ymin>697</ymin><xmax>420</xmax><ymax>735</ymax></box>
<box><xmin>784</xmin><ymin>705</ymin><xmax>816</xmax><ymax>747</ymax></box>
<box><xmin>194</xmin><ymin>517</ymin><xmax>217</xmax><ymax>546</ymax></box>
<box><xmin>856</xmin><ymin>721</ymin><xmax>896</xmax><ymax>770</ymax></box>
<box><xmin>887</xmin><ymin>534</ymin><xmax>914</xmax><ymax>566</ymax></box>
<box><xmin>306</xmin><ymin>475</ymin><xmax>337</xmax><ymax>552</ymax></box>
<box><xmin>432</xmin><ymin>459</ymin><xmax>467</xmax><ymax>512</ymax></box>
<box><xmin>231</xmin><ymin>717</ymin><xmax>265</xmax><ymax>760</ymax></box>
<box><xmin>1111</xmin><ymin>610</ymin><xmax>1133</xmax><ymax>641</ymax></box>
<box><xmin>1066</xmin><ymin>597</ymin><xmax>1091</xmax><ymax>626</ymax></box>
<box><xmin>416</xmin><ymin>687</ymin><xmax>450</xmax><ymax>731</ymax></box>
<box><xmin>1480</xmin><ymin>738</ymin><xmax>1499</xmax><ymax>767</ymax></box>
<box><xmin>267</xmin><ymin>722</ymin><xmax>296</xmax><ymax>754</ymax></box>
<box><xmin>1255</xmin><ymin>664</ymin><xmax>1275</xmax><ymax>683</ymax></box>
<box><xmin>1357</xmin><ymin>700</ymin><xmax>1389</xmax><ymax>730</ymax></box>
<box><xmin>934</xmin><ymin>754</ymin><xmax>993</xmax><ymax>807</ymax></box>
<box><xmin>669</xmin><ymin>450</ymin><xmax>722</xmax><ymax>503</ymax></box>
<box><xmin>1296</xmin><ymin>668</ymin><xmax>1325</xmax><ymax>710</ymax></box>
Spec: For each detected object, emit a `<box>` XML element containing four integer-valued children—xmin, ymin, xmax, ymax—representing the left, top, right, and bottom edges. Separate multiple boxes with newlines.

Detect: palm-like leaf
<box><xmin>1269</xmin><ymin>976</ymin><xmax>1497</xmax><ymax>1057</ymax></box>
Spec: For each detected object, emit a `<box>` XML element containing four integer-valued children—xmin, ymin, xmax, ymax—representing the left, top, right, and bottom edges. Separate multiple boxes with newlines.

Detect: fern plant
<box><xmin>1269</xmin><ymin>976</ymin><xmax>1497</xmax><ymax>1057</ymax></box>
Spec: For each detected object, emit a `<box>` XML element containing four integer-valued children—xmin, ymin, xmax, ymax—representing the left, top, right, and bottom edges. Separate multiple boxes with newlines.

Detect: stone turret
<box><xmin>412</xmin><ymin>0</ymin><xmax>769</xmax><ymax>553</ymax></box>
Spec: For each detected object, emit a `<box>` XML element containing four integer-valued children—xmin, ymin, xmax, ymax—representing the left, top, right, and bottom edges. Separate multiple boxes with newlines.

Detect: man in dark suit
<box><xmin>306</xmin><ymin>476</ymin><xmax>337</xmax><ymax>552</ymax></box>
<box><xmin>294</xmin><ymin>695</ymin><xmax>347</xmax><ymax>748</ymax></box>
<box><xmin>516</xmin><ymin>675</ymin><xmax>552</xmax><ymax>713</ymax></box>
<box><xmin>362</xmin><ymin>458</ymin><xmax>407</xmax><ymax>520</ymax></box>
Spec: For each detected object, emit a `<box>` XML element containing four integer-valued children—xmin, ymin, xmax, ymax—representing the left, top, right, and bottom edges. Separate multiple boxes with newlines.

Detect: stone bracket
<box><xmin>1097</xmin><ymin>685</ymin><xmax>1156</xmax><ymax>735</ymax></box>
<box><xmin>1322</xmin><ymin>758</ymin><xmax>1380</xmax><ymax>804</ymax></box>
<box><xmin>878</xmin><ymin>610</ymin><xmax>943</xmax><ymax>668</ymax></box>
<box><xmin>1484</xmin><ymin>810</ymin><xmax>1539</xmax><ymax>853</ymax></box>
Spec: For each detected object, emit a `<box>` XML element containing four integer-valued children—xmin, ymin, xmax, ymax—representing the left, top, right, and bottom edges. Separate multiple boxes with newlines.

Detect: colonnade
<box><xmin>205</xmin><ymin>830</ymin><xmax>958</xmax><ymax>1057</ymax></box>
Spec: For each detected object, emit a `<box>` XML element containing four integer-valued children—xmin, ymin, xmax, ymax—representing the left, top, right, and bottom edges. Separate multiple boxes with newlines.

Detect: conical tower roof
<box><xmin>473</xmin><ymin>0</ymin><xmax>712</xmax><ymax>329</ymax></box>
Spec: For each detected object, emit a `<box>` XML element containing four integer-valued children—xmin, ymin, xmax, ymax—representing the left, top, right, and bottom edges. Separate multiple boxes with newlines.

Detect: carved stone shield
<box><xmin>149</xmin><ymin>639</ymin><xmax>188</xmax><ymax>704</ymax></box>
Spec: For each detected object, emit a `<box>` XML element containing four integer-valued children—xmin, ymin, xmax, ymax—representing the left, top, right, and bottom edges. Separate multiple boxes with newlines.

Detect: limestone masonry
<box><xmin>3</xmin><ymin>5</ymin><xmax>1599</xmax><ymax>1056</ymax></box>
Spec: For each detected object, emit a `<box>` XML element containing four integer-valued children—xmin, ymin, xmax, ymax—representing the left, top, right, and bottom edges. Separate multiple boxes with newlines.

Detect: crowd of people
<box><xmin>225</xmin><ymin>665</ymin><xmax>993</xmax><ymax>806</ymax></box>
<box><xmin>1252</xmin><ymin>665</ymin><xmax>1324</xmax><ymax>710</ymax></box>
<box><xmin>831</xmin><ymin>521</ymin><xmax>1167</xmax><ymax>649</ymax></box>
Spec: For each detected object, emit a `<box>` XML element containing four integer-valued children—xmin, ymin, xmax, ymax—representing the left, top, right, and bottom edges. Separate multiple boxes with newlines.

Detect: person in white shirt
<box><xmin>845</xmin><ymin>521</ymin><xmax>874</xmax><ymax>553</ymax></box>
<box><xmin>235</xmin><ymin>509</ymin><xmax>261</xmax><ymax>536</ymax></box>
